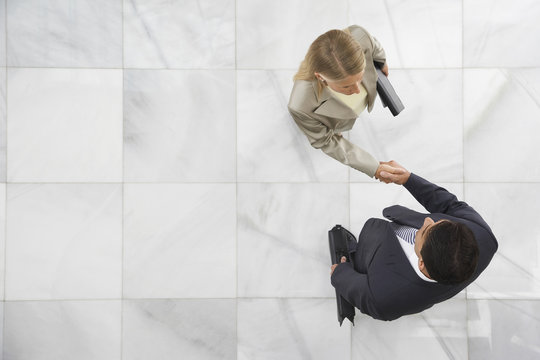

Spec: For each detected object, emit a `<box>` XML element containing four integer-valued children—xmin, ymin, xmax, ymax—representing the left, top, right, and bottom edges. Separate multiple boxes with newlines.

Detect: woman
<box><xmin>288</xmin><ymin>25</ymin><xmax>397</xmax><ymax>180</ymax></box>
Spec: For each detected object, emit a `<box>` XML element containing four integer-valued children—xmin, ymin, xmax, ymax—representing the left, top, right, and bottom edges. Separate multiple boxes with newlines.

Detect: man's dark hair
<box><xmin>420</xmin><ymin>221</ymin><xmax>479</xmax><ymax>285</ymax></box>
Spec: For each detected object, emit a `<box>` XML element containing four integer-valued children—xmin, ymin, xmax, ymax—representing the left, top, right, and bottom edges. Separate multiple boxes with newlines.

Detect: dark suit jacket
<box><xmin>331</xmin><ymin>173</ymin><xmax>498</xmax><ymax>321</ymax></box>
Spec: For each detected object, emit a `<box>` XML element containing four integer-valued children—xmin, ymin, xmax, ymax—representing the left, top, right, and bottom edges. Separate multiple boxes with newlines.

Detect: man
<box><xmin>330</xmin><ymin>161</ymin><xmax>498</xmax><ymax>321</ymax></box>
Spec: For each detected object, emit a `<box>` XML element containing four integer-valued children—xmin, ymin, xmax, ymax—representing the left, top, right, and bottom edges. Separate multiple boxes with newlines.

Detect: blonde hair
<box><xmin>294</xmin><ymin>29</ymin><xmax>366</xmax><ymax>93</ymax></box>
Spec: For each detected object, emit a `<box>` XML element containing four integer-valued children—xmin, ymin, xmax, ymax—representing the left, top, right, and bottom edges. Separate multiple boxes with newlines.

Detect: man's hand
<box><xmin>378</xmin><ymin>160</ymin><xmax>411</xmax><ymax>185</ymax></box>
<box><xmin>331</xmin><ymin>256</ymin><xmax>347</xmax><ymax>274</ymax></box>
<box><xmin>375</xmin><ymin>162</ymin><xmax>407</xmax><ymax>184</ymax></box>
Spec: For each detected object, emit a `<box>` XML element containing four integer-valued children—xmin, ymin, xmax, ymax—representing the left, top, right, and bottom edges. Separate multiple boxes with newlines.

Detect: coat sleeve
<box><xmin>330</xmin><ymin>262</ymin><xmax>384</xmax><ymax>319</ymax></box>
<box><xmin>403</xmin><ymin>173</ymin><xmax>498</xmax><ymax>249</ymax></box>
<box><xmin>288</xmin><ymin>107</ymin><xmax>379</xmax><ymax>177</ymax></box>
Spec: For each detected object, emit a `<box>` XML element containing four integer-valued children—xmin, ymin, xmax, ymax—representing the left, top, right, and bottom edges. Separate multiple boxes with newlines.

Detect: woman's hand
<box><xmin>375</xmin><ymin>162</ymin><xmax>407</xmax><ymax>184</ymax></box>
<box><xmin>381</xmin><ymin>63</ymin><xmax>389</xmax><ymax>76</ymax></box>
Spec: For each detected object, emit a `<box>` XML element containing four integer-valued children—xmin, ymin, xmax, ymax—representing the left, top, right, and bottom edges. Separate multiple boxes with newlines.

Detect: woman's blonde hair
<box><xmin>294</xmin><ymin>29</ymin><xmax>365</xmax><ymax>93</ymax></box>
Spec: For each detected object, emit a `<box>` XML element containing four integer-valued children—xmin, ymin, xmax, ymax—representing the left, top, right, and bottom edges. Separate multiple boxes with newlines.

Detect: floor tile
<box><xmin>464</xmin><ymin>0</ymin><xmax>540</xmax><ymax>67</ymax></box>
<box><xmin>124</xmin><ymin>70</ymin><xmax>236</xmax><ymax>182</ymax></box>
<box><xmin>468</xmin><ymin>300</ymin><xmax>540</xmax><ymax>359</ymax></box>
<box><xmin>7</xmin><ymin>0</ymin><xmax>121</xmax><ymax>68</ymax></box>
<box><xmin>349</xmin><ymin>0</ymin><xmax>462</xmax><ymax>68</ymax></box>
<box><xmin>5</xmin><ymin>184</ymin><xmax>122</xmax><ymax>300</ymax></box>
<box><xmin>237</xmin><ymin>0</ymin><xmax>348</xmax><ymax>69</ymax></box>
<box><xmin>4</xmin><ymin>300</ymin><xmax>121</xmax><ymax>360</ymax></box>
<box><xmin>124</xmin><ymin>0</ymin><xmax>235</xmax><ymax>69</ymax></box>
<box><xmin>7</xmin><ymin>68</ymin><xmax>122</xmax><ymax>182</ymax></box>
<box><xmin>123</xmin><ymin>299</ymin><xmax>236</xmax><ymax>360</ymax></box>
<box><xmin>238</xmin><ymin>299</ymin><xmax>350</xmax><ymax>360</ymax></box>
<box><xmin>123</xmin><ymin>184</ymin><xmax>236</xmax><ymax>298</ymax></box>
<box><xmin>238</xmin><ymin>183</ymin><xmax>348</xmax><ymax>297</ymax></box>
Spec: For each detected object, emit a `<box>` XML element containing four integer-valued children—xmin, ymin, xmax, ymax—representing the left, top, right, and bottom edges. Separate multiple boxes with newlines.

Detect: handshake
<box><xmin>374</xmin><ymin>160</ymin><xmax>411</xmax><ymax>185</ymax></box>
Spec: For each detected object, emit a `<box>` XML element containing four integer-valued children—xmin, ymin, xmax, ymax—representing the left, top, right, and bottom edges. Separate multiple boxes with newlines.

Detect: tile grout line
<box><xmin>462</xmin><ymin>2</ymin><xmax>471</xmax><ymax>360</ymax></box>
<box><xmin>120</xmin><ymin>0</ymin><xmax>125</xmax><ymax>359</ymax></box>
<box><xmin>3</xmin><ymin>0</ymin><xmax>8</xmax><ymax>357</ymax></box>
<box><xmin>235</xmin><ymin>0</ymin><xmax>239</xmax><ymax>358</ymax></box>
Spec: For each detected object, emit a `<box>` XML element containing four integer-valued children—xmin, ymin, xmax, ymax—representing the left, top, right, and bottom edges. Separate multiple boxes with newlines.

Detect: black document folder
<box><xmin>328</xmin><ymin>225</ymin><xmax>357</xmax><ymax>326</ymax></box>
<box><xmin>375</xmin><ymin>68</ymin><xmax>404</xmax><ymax>116</ymax></box>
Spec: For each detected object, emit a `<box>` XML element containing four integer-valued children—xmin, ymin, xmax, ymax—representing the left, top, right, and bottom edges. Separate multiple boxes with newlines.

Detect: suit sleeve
<box><xmin>331</xmin><ymin>262</ymin><xmax>382</xmax><ymax>318</ymax></box>
<box><xmin>288</xmin><ymin>107</ymin><xmax>379</xmax><ymax>177</ymax></box>
<box><xmin>404</xmin><ymin>173</ymin><xmax>496</xmax><ymax>244</ymax></box>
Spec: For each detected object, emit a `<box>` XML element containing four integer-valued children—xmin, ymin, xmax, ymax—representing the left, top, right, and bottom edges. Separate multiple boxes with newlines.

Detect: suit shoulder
<box><xmin>347</xmin><ymin>25</ymin><xmax>374</xmax><ymax>47</ymax></box>
<box><xmin>288</xmin><ymin>80</ymin><xmax>318</xmax><ymax>113</ymax></box>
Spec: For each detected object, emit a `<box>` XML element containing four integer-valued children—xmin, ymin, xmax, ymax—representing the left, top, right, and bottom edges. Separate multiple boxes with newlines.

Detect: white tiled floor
<box><xmin>1</xmin><ymin>0</ymin><xmax>540</xmax><ymax>359</ymax></box>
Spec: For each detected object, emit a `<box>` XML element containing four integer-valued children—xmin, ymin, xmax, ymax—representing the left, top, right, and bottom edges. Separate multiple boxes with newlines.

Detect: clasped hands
<box><xmin>374</xmin><ymin>160</ymin><xmax>411</xmax><ymax>185</ymax></box>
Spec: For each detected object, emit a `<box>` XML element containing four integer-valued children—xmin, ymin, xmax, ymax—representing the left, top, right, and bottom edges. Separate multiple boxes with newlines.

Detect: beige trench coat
<box><xmin>288</xmin><ymin>25</ymin><xmax>386</xmax><ymax>177</ymax></box>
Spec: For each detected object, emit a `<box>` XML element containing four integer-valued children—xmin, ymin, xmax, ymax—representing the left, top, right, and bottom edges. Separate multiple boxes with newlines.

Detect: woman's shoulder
<box><xmin>288</xmin><ymin>79</ymin><xmax>319</xmax><ymax>113</ymax></box>
<box><xmin>347</xmin><ymin>25</ymin><xmax>375</xmax><ymax>47</ymax></box>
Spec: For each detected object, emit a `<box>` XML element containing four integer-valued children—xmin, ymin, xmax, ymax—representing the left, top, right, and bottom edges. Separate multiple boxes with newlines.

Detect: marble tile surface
<box><xmin>353</xmin><ymin>298</ymin><xmax>468</xmax><ymax>360</ymax></box>
<box><xmin>4</xmin><ymin>300</ymin><xmax>121</xmax><ymax>360</ymax></box>
<box><xmin>349</xmin><ymin>0</ymin><xmax>462</xmax><ymax>68</ymax></box>
<box><xmin>5</xmin><ymin>184</ymin><xmax>122</xmax><ymax>300</ymax></box>
<box><xmin>468</xmin><ymin>300</ymin><xmax>540</xmax><ymax>359</ymax></box>
<box><xmin>0</xmin><ymin>184</ymin><xmax>5</xmax><ymax>300</ymax></box>
<box><xmin>350</xmin><ymin>70</ymin><xmax>463</xmax><ymax>183</ymax></box>
<box><xmin>123</xmin><ymin>300</ymin><xmax>236</xmax><ymax>360</ymax></box>
<box><xmin>464</xmin><ymin>69</ymin><xmax>540</xmax><ymax>182</ymax></box>
<box><xmin>124</xmin><ymin>0</ymin><xmax>235</xmax><ymax>69</ymax></box>
<box><xmin>0</xmin><ymin>0</ymin><xmax>5</xmax><ymax>66</ymax></box>
<box><xmin>124</xmin><ymin>70</ymin><xmax>236</xmax><ymax>182</ymax></box>
<box><xmin>464</xmin><ymin>0</ymin><xmax>540</xmax><ymax>67</ymax></box>
<box><xmin>7</xmin><ymin>68</ymin><xmax>122</xmax><ymax>182</ymax></box>
<box><xmin>123</xmin><ymin>184</ymin><xmax>236</xmax><ymax>298</ymax></box>
<box><xmin>238</xmin><ymin>183</ymin><xmax>348</xmax><ymax>297</ymax></box>
<box><xmin>7</xmin><ymin>0</ymin><xmax>121</xmax><ymax>68</ymax></box>
<box><xmin>465</xmin><ymin>183</ymin><xmax>540</xmax><ymax>299</ymax></box>
<box><xmin>237</xmin><ymin>0</ymin><xmax>348</xmax><ymax>69</ymax></box>
<box><xmin>237</xmin><ymin>70</ymin><xmax>348</xmax><ymax>182</ymax></box>
<box><xmin>238</xmin><ymin>299</ymin><xmax>350</xmax><ymax>360</ymax></box>
<box><xmin>0</xmin><ymin>67</ymin><xmax>5</xmax><ymax>182</ymax></box>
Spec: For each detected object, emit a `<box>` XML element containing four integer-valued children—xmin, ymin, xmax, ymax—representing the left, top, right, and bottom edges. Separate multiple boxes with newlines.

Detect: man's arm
<box><xmin>331</xmin><ymin>262</ymin><xmax>381</xmax><ymax>317</ymax></box>
<box><xmin>380</xmin><ymin>161</ymin><xmax>495</xmax><ymax>235</ymax></box>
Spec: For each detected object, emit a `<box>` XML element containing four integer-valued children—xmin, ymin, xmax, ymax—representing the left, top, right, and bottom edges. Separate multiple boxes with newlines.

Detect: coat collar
<box><xmin>311</xmin><ymin>80</ymin><xmax>358</xmax><ymax>120</ymax></box>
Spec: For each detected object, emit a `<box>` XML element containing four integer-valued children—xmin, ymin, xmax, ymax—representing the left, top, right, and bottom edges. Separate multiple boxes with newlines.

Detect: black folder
<box><xmin>375</xmin><ymin>67</ymin><xmax>404</xmax><ymax>116</ymax></box>
<box><xmin>328</xmin><ymin>225</ymin><xmax>357</xmax><ymax>326</ymax></box>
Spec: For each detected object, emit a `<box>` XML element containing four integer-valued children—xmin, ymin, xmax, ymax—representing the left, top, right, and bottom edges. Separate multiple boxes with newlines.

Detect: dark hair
<box><xmin>420</xmin><ymin>221</ymin><xmax>479</xmax><ymax>285</ymax></box>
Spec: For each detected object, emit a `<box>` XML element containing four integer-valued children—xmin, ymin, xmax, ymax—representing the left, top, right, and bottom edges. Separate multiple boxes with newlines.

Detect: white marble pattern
<box><xmin>468</xmin><ymin>300</ymin><xmax>540</xmax><ymax>359</ymax></box>
<box><xmin>0</xmin><ymin>184</ymin><xmax>5</xmax><ymax>300</ymax></box>
<box><xmin>124</xmin><ymin>70</ymin><xmax>236</xmax><ymax>182</ymax></box>
<box><xmin>124</xmin><ymin>0</ymin><xmax>235</xmax><ymax>69</ymax></box>
<box><xmin>464</xmin><ymin>0</ymin><xmax>540</xmax><ymax>67</ymax></box>
<box><xmin>7</xmin><ymin>68</ymin><xmax>122</xmax><ymax>182</ymax></box>
<box><xmin>353</xmin><ymin>298</ymin><xmax>467</xmax><ymax>360</ymax></box>
<box><xmin>465</xmin><ymin>183</ymin><xmax>540</xmax><ymax>299</ymax></box>
<box><xmin>0</xmin><ymin>67</ymin><xmax>5</xmax><ymax>182</ymax></box>
<box><xmin>0</xmin><ymin>0</ymin><xmax>5</xmax><ymax>66</ymax></box>
<box><xmin>350</xmin><ymin>69</ymin><xmax>463</xmax><ymax>183</ymax></box>
<box><xmin>7</xmin><ymin>0</ymin><xmax>121</xmax><ymax>68</ymax></box>
<box><xmin>5</xmin><ymin>184</ymin><xmax>122</xmax><ymax>300</ymax></box>
<box><xmin>123</xmin><ymin>300</ymin><xmax>236</xmax><ymax>360</ymax></box>
<box><xmin>237</xmin><ymin>0</ymin><xmax>348</xmax><ymax>69</ymax></box>
<box><xmin>350</xmin><ymin>182</ymin><xmax>464</xmax><ymax>239</ymax></box>
<box><xmin>237</xmin><ymin>70</ymin><xmax>348</xmax><ymax>182</ymax></box>
<box><xmin>4</xmin><ymin>301</ymin><xmax>121</xmax><ymax>360</ymax></box>
<box><xmin>238</xmin><ymin>183</ymin><xmax>348</xmax><ymax>297</ymax></box>
<box><xmin>238</xmin><ymin>299</ymin><xmax>350</xmax><ymax>360</ymax></box>
<box><xmin>464</xmin><ymin>69</ymin><xmax>540</xmax><ymax>182</ymax></box>
<box><xmin>349</xmin><ymin>0</ymin><xmax>462</xmax><ymax>68</ymax></box>
<box><xmin>123</xmin><ymin>184</ymin><xmax>236</xmax><ymax>298</ymax></box>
